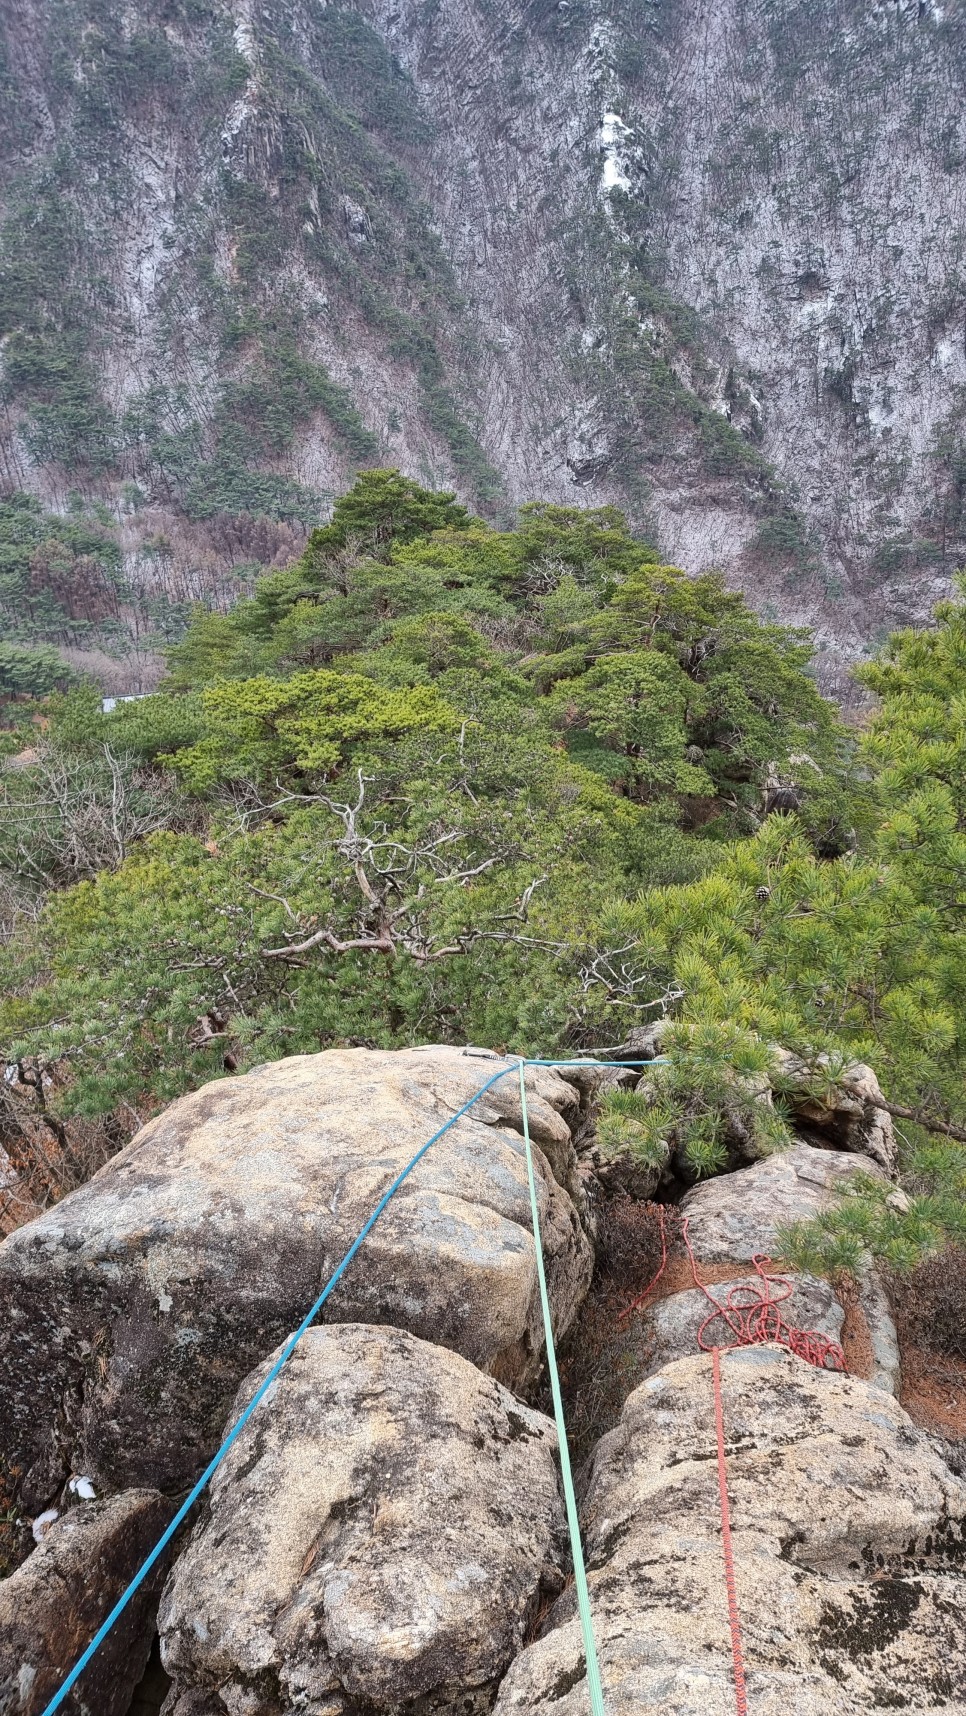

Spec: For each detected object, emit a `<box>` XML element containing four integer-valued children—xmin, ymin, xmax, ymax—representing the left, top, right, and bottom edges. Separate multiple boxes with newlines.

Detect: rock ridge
<box><xmin>0</xmin><ymin>1048</ymin><xmax>593</xmax><ymax>1506</ymax></box>
<box><xmin>0</xmin><ymin>1042</ymin><xmax>960</xmax><ymax>1716</ymax></box>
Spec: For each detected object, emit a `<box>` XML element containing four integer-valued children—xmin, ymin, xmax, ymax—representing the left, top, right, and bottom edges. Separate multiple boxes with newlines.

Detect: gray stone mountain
<box><xmin>3</xmin><ymin>0</ymin><xmax>966</xmax><ymax>692</ymax></box>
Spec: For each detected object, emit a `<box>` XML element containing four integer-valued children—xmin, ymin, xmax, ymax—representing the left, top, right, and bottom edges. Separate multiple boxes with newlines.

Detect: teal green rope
<box><xmin>517</xmin><ymin>1060</ymin><xmax>607</xmax><ymax>1716</ymax></box>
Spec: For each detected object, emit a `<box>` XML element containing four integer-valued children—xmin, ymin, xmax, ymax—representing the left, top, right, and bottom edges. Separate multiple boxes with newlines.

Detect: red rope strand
<box><xmin>616</xmin><ymin>1204</ymin><xmax>847</xmax><ymax>1715</ymax></box>
<box><xmin>618</xmin><ymin>1206</ymin><xmax>846</xmax><ymax>1372</ymax></box>
<box><xmin>713</xmin><ymin>1345</ymin><xmax>749</xmax><ymax>1716</ymax></box>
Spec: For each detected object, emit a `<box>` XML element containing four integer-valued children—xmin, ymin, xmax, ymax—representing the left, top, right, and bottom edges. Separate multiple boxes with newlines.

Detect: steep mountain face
<box><xmin>1</xmin><ymin>0</ymin><xmax>964</xmax><ymax>692</ymax></box>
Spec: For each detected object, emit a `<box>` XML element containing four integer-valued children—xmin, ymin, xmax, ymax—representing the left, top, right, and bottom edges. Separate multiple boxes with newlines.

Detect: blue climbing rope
<box><xmin>39</xmin><ymin>1054</ymin><xmax>665</xmax><ymax>1716</ymax></box>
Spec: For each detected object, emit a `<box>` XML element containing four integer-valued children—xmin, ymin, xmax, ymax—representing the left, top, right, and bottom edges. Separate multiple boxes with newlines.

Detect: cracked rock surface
<box><xmin>493</xmin><ymin>1344</ymin><xmax>966</xmax><ymax>1715</ymax></box>
<box><xmin>159</xmin><ymin>1323</ymin><xmax>566</xmax><ymax>1716</ymax></box>
<box><xmin>0</xmin><ymin>1044</ymin><xmax>944</xmax><ymax>1713</ymax></box>
<box><xmin>0</xmin><ymin>1048</ymin><xmax>591</xmax><ymax>1505</ymax></box>
<box><xmin>0</xmin><ymin>1490</ymin><xmax>172</xmax><ymax>1716</ymax></box>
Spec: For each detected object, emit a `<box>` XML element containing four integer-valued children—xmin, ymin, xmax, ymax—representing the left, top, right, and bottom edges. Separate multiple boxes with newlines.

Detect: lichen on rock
<box><xmin>159</xmin><ymin>1323</ymin><xmax>566</xmax><ymax>1716</ymax></box>
<box><xmin>678</xmin><ymin>1142</ymin><xmax>888</xmax><ymax>1262</ymax></box>
<box><xmin>0</xmin><ymin>1047</ymin><xmax>592</xmax><ymax>1507</ymax></box>
<box><xmin>493</xmin><ymin>1345</ymin><xmax>966</xmax><ymax>1714</ymax></box>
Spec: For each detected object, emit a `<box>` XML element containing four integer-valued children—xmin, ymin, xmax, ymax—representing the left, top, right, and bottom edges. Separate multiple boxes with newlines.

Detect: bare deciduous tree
<box><xmin>0</xmin><ymin>1060</ymin><xmax>133</xmax><ymax>1234</ymax></box>
<box><xmin>0</xmin><ymin>741</ymin><xmax>177</xmax><ymax>907</ymax></box>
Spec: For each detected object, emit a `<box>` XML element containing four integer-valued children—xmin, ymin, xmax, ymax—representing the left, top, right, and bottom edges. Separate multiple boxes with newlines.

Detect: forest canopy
<box><xmin>1</xmin><ymin>470</ymin><xmax>964</xmax><ymax>1268</ymax></box>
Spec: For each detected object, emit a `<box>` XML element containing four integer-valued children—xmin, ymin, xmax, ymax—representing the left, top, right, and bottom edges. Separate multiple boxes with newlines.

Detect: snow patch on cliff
<box><xmin>230</xmin><ymin>0</ymin><xmax>257</xmax><ymax>63</ymax></box>
<box><xmin>600</xmin><ymin>112</ymin><xmax>631</xmax><ymax>194</ymax></box>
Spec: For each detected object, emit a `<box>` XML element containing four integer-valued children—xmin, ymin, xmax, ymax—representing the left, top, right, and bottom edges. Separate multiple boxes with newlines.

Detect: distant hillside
<box><xmin>2</xmin><ymin>0</ymin><xmax>966</xmax><ymax>694</ymax></box>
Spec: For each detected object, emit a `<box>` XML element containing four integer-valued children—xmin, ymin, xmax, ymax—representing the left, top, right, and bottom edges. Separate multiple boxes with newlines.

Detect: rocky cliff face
<box><xmin>1</xmin><ymin>1044</ymin><xmax>965</xmax><ymax>1714</ymax></box>
<box><xmin>2</xmin><ymin>0</ymin><xmax>966</xmax><ymax>691</ymax></box>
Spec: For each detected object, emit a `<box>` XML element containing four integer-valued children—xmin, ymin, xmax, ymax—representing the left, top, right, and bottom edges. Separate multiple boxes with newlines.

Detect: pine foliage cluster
<box><xmin>0</xmin><ymin>470</ymin><xmax>964</xmax><ymax>1267</ymax></box>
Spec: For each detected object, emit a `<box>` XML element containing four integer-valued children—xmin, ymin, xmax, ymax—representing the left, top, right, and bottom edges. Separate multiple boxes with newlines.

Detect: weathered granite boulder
<box><xmin>643</xmin><ymin>1271</ymin><xmax>844</xmax><ymax>1376</ymax></box>
<box><xmin>674</xmin><ymin>1146</ymin><xmax>902</xmax><ymax>1392</ymax></box>
<box><xmin>160</xmin><ymin>1324</ymin><xmax>566</xmax><ymax>1716</ymax></box>
<box><xmin>493</xmin><ymin>1345</ymin><xmax>966</xmax><ymax>1715</ymax></box>
<box><xmin>0</xmin><ymin>1048</ymin><xmax>592</xmax><ymax>1507</ymax></box>
<box><xmin>637</xmin><ymin>1262</ymin><xmax>899</xmax><ymax>1395</ymax></box>
<box><xmin>610</xmin><ymin>1034</ymin><xmax>897</xmax><ymax>1175</ymax></box>
<box><xmin>0</xmin><ymin>1490</ymin><xmax>172</xmax><ymax>1716</ymax></box>
<box><xmin>772</xmin><ymin>1051</ymin><xmax>898</xmax><ymax>1174</ymax></box>
<box><xmin>857</xmin><ymin>1268</ymin><xmax>902</xmax><ymax>1395</ymax></box>
<box><xmin>679</xmin><ymin>1142</ymin><xmax>886</xmax><ymax>1261</ymax></box>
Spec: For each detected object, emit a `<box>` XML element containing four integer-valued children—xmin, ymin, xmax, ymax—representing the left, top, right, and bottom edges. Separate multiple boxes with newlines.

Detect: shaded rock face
<box><xmin>159</xmin><ymin>1324</ymin><xmax>566</xmax><ymax>1716</ymax></box>
<box><xmin>0</xmin><ymin>1048</ymin><xmax>591</xmax><ymax>1507</ymax></box>
<box><xmin>0</xmin><ymin>1490</ymin><xmax>172</xmax><ymax>1716</ymax></box>
<box><xmin>493</xmin><ymin>1345</ymin><xmax>966</xmax><ymax>1715</ymax></box>
<box><xmin>678</xmin><ymin>1142</ymin><xmax>887</xmax><ymax>1262</ymax></box>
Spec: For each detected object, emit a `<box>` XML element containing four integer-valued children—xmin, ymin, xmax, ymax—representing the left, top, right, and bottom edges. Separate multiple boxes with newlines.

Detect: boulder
<box><xmin>614</xmin><ymin>1021</ymin><xmax>670</xmax><ymax>1062</ymax></box>
<box><xmin>643</xmin><ymin>1271</ymin><xmax>843</xmax><ymax>1376</ymax></box>
<box><xmin>0</xmin><ymin>1490</ymin><xmax>172</xmax><ymax>1716</ymax></box>
<box><xmin>679</xmin><ymin>1142</ymin><xmax>886</xmax><ymax>1262</ymax></box>
<box><xmin>159</xmin><ymin>1323</ymin><xmax>566</xmax><ymax>1716</ymax></box>
<box><xmin>493</xmin><ymin>1345</ymin><xmax>966</xmax><ymax>1715</ymax></box>
<box><xmin>607</xmin><ymin>1040</ymin><xmax>897</xmax><ymax>1175</ymax></box>
<box><xmin>857</xmin><ymin>1269</ymin><xmax>901</xmax><ymax>1395</ymax></box>
<box><xmin>0</xmin><ymin>1048</ymin><xmax>592</xmax><ymax>1506</ymax></box>
<box><xmin>772</xmin><ymin>1051</ymin><xmax>897</xmax><ymax>1174</ymax></box>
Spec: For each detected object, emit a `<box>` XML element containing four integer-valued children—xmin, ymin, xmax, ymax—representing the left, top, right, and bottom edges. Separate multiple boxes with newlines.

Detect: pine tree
<box><xmin>592</xmin><ymin>582</ymin><xmax>966</xmax><ymax>1266</ymax></box>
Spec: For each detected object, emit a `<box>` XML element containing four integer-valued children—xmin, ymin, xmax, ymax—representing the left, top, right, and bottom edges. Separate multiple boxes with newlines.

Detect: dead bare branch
<box><xmin>578</xmin><ymin>941</ymin><xmax>684</xmax><ymax>1012</ymax></box>
<box><xmin>868</xmin><ymin>1096</ymin><xmax>966</xmax><ymax>1145</ymax></box>
<box><xmin>259</xmin><ymin>781</ymin><xmax>549</xmax><ymax>966</ymax></box>
<box><xmin>264</xmin><ymin>927</ymin><xmax>396</xmax><ymax>959</ymax></box>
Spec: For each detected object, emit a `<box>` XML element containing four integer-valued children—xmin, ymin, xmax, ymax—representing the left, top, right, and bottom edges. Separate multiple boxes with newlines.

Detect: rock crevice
<box><xmin>0</xmin><ymin>1043</ymin><xmax>961</xmax><ymax>1716</ymax></box>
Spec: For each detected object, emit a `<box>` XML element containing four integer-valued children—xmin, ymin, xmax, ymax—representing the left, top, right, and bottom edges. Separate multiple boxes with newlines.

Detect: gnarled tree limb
<box><xmin>869</xmin><ymin>1096</ymin><xmax>966</xmax><ymax>1145</ymax></box>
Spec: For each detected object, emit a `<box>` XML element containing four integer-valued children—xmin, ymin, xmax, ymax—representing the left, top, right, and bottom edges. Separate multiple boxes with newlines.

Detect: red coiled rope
<box><xmin>618</xmin><ymin>1205</ymin><xmax>846</xmax><ymax>1371</ymax></box>
<box><xmin>618</xmin><ymin>1206</ymin><xmax>846</xmax><ymax>1715</ymax></box>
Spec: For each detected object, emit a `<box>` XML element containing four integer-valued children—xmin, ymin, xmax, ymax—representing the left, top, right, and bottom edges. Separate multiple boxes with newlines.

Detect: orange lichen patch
<box><xmin>836</xmin><ymin>1276</ymin><xmax>875</xmax><ymax>1381</ymax></box>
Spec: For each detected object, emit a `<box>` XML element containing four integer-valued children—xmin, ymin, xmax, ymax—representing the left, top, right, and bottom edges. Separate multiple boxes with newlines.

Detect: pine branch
<box><xmin>869</xmin><ymin>1096</ymin><xmax>966</xmax><ymax>1145</ymax></box>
